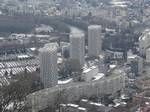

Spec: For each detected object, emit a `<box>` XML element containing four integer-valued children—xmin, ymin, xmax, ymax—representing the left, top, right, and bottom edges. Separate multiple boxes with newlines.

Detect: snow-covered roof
<box><xmin>58</xmin><ymin>78</ymin><xmax>73</xmax><ymax>85</ymax></box>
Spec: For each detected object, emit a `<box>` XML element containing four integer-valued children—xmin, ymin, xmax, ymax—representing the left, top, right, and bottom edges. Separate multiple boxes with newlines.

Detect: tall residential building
<box><xmin>70</xmin><ymin>33</ymin><xmax>85</xmax><ymax>67</ymax></box>
<box><xmin>88</xmin><ymin>25</ymin><xmax>102</xmax><ymax>57</ymax></box>
<box><xmin>60</xmin><ymin>42</ymin><xmax>70</xmax><ymax>57</ymax></box>
<box><xmin>98</xmin><ymin>54</ymin><xmax>107</xmax><ymax>74</ymax></box>
<box><xmin>39</xmin><ymin>43</ymin><xmax>58</xmax><ymax>88</ymax></box>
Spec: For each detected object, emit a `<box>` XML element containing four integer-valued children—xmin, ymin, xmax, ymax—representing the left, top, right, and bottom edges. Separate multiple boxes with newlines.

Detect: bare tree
<box><xmin>0</xmin><ymin>72</ymin><xmax>41</xmax><ymax>112</ymax></box>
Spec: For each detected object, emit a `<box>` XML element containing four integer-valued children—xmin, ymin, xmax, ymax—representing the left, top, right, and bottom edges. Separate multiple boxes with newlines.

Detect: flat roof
<box><xmin>58</xmin><ymin>78</ymin><xmax>73</xmax><ymax>85</ymax></box>
<box><xmin>17</xmin><ymin>55</ymin><xmax>30</xmax><ymax>59</ymax></box>
<box><xmin>128</xmin><ymin>55</ymin><xmax>137</xmax><ymax>59</ymax></box>
<box><xmin>30</xmin><ymin>48</ymin><xmax>36</xmax><ymax>51</ymax></box>
<box><xmin>88</xmin><ymin>25</ymin><xmax>102</xmax><ymax>29</ymax></box>
<box><xmin>60</xmin><ymin>104</ymin><xmax>67</xmax><ymax>107</ymax></box>
<box><xmin>83</xmin><ymin>66</ymin><xmax>97</xmax><ymax>73</ymax></box>
<box><xmin>93</xmin><ymin>73</ymin><xmax>105</xmax><ymax>81</ymax></box>
<box><xmin>70</xmin><ymin>33</ymin><xmax>84</xmax><ymax>38</ymax></box>
<box><xmin>90</xmin><ymin>102</ymin><xmax>104</xmax><ymax>107</ymax></box>
<box><xmin>67</xmin><ymin>103</ymin><xmax>79</xmax><ymax>108</ymax></box>
<box><xmin>78</xmin><ymin>107</ymin><xmax>87</xmax><ymax>111</ymax></box>
<box><xmin>81</xmin><ymin>99</ymin><xmax>88</xmax><ymax>102</ymax></box>
<box><xmin>109</xmin><ymin>64</ymin><xmax>117</xmax><ymax>69</ymax></box>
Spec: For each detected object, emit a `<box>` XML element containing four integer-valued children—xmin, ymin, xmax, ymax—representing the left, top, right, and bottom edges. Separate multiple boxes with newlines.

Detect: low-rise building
<box><xmin>82</xmin><ymin>66</ymin><xmax>105</xmax><ymax>82</ymax></box>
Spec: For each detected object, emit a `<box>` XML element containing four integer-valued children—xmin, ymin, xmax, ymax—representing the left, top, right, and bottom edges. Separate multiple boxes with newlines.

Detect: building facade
<box><xmin>139</xmin><ymin>29</ymin><xmax>150</xmax><ymax>55</ymax></box>
<box><xmin>146</xmin><ymin>47</ymin><xmax>150</xmax><ymax>63</ymax></box>
<box><xmin>39</xmin><ymin>43</ymin><xmax>58</xmax><ymax>88</ymax></box>
<box><xmin>70</xmin><ymin>33</ymin><xmax>85</xmax><ymax>67</ymax></box>
<box><xmin>88</xmin><ymin>25</ymin><xmax>102</xmax><ymax>57</ymax></box>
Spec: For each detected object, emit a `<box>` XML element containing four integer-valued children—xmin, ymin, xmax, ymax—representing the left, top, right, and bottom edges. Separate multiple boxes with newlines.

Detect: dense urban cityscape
<box><xmin>0</xmin><ymin>0</ymin><xmax>150</xmax><ymax>112</ymax></box>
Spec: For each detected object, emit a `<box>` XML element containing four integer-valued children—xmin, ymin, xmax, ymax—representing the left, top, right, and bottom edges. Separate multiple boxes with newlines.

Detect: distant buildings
<box><xmin>146</xmin><ymin>48</ymin><xmax>150</xmax><ymax>63</ymax></box>
<box><xmin>70</xmin><ymin>33</ymin><xmax>85</xmax><ymax>67</ymax></box>
<box><xmin>60</xmin><ymin>103</ymin><xmax>88</xmax><ymax>112</ymax></box>
<box><xmin>59</xmin><ymin>101</ymin><xmax>110</xmax><ymax>112</ymax></box>
<box><xmin>39</xmin><ymin>43</ymin><xmax>58</xmax><ymax>88</ymax></box>
<box><xmin>88</xmin><ymin>25</ymin><xmax>102</xmax><ymax>57</ymax></box>
<box><xmin>139</xmin><ymin>29</ymin><xmax>150</xmax><ymax>55</ymax></box>
<box><xmin>136</xmin><ymin>77</ymin><xmax>150</xmax><ymax>90</ymax></box>
<box><xmin>139</xmin><ymin>30</ymin><xmax>150</xmax><ymax>77</ymax></box>
<box><xmin>127</xmin><ymin>51</ymin><xmax>144</xmax><ymax>76</ymax></box>
<box><xmin>144</xmin><ymin>47</ymin><xmax>150</xmax><ymax>77</ymax></box>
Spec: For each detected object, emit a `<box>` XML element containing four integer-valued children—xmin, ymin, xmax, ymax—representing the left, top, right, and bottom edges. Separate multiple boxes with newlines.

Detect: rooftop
<box><xmin>70</xmin><ymin>33</ymin><xmax>84</xmax><ymax>38</ymax></box>
<box><xmin>67</xmin><ymin>103</ymin><xmax>79</xmax><ymax>108</ymax></box>
<box><xmin>58</xmin><ymin>78</ymin><xmax>73</xmax><ymax>85</ymax></box>
<box><xmin>88</xmin><ymin>25</ymin><xmax>102</xmax><ymax>29</ymax></box>
<box><xmin>39</xmin><ymin>43</ymin><xmax>58</xmax><ymax>52</ymax></box>
<box><xmin>93</xmin><ymin>73</ymin><xmax>105</xmax><ymax>81</ymax></box>
<box><xmin>83</xmin><ymin>66</ymin><xmax>97</xmax><ymax>73</ymax></box>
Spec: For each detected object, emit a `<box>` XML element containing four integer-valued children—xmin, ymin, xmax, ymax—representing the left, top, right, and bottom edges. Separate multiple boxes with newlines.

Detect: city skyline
<box><xmin>0</xmin><ymin>0</ymin><xmax>150</xmax><ymax>112</ymax></box>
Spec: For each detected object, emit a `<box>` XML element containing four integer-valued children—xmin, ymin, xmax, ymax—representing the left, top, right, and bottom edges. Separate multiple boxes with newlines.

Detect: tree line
<box><xmin>0</xmin><ymin>15</ymin><xmax>70</xmax><ymax>34</ymax></box>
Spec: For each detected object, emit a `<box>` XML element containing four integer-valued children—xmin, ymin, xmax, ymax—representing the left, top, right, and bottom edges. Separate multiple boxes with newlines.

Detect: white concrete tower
<box><xmin>88</xmin><ymin>25</ymin><xmax>102</xmax><ymax>57</ymax></box>
<box><xmin>39</xmin><ymin>43</ymin><xmax>58</xmax><ymax>88</ymax></box>
<box><xmin>70</xmin><ymin>33</ymin><xmax>85</xmax><ymax>67</ymax></box>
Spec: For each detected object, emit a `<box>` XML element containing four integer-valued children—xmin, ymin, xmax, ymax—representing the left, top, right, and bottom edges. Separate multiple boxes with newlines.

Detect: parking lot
<box><xmin>0</xmin><ymin>58</ymin><xmax>39</xmax><ymax>86</ymax></box>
